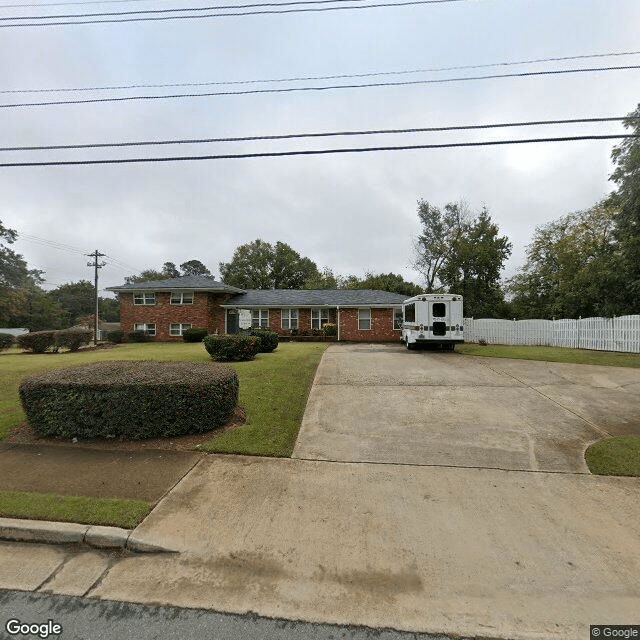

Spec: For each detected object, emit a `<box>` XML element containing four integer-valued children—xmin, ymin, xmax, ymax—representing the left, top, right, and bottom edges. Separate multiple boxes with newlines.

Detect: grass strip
<box><xmin>457</xmin><ymin>343</ymin><xmax>640</xmax><ymax>367</ymax></box>
<box><xmin>0</xmin><ymin>490</ymin><xmax>151</xmax><ymax>529</ymax></box>
<box><xmin>585</xmin><ymin>436</ymin><xmax>640</xmax><ymax>477</ymax></box>
<box><xmin>198</xmin><ymin>342</ymin><xmax>328</xmax><ymax>456</ymax></box>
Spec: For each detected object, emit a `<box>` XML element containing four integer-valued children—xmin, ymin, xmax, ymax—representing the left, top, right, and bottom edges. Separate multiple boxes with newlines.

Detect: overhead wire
<box><xmin>1</xmin><ymin>116</ymin><xmax>638</xmax><ymax>152</ymax></box>
<box><xmin>2</xmin><ymin>65</ymin><xmax>639</xmax><ymax>108</ymax></box>
<box><xmin>3</xmin><ymin>50</ymin><xmax>639</xmax><ymax>95</ymax></box>
<box><xmin>1</xmin><ymin>134</ymin><xmax>638</xmax><ymax>167</ymax></box>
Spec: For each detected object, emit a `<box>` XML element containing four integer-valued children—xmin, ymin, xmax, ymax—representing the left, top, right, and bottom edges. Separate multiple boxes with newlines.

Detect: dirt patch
<box><xmin>5</xmin><ymin>406</ymin><xmax>246</xmax><ymax>453</ymax></box>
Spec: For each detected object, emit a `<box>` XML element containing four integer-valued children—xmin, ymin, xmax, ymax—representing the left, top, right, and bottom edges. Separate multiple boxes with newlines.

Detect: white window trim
<box><xmin>133</xmin><ymin>292</ymin><xmax>155</xmax><ymax>305</ymax></box>
<box><xmin>311</xmin><ymin>308</ymin><xmax>330</xmax><ymax>329</ymax></box>
<box><xmin>251</xmin><ymin>309</ymin><xmax>269</xmax><ymax>328</ymax></box>
<box><xmin>134</xmin><ymin>323</ymin><xmax>156</xmax><ymax>336</ymax></box>
<box><xmin>169</xmin><ymin>323</ymin><xmax>192</xmax><ymax>336</ymax></box>
<box><xmin>170</xmin><ymin>291</ymin><xmax>194</xmax><ymax>305</ymax></box>
<box><xmin>358</xmin><ymin>308</ymin><xmax>372</xmax><ymax>331</ymax></box>
<box><xmin>281</xmin><ymin>308</ymin><xmax>299</xmax><ymax>330</ymax></box>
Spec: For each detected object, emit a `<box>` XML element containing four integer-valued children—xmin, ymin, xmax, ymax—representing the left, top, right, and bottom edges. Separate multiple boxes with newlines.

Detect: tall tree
<box><xmin>179</xmin><ymin>260</ymin><xmax>212</xmax><ymax>277</ymax></box>
<box><xmin>219</xmin><ymin>239</ymin><xmax>320</xmax><ymax>289</ymax></box>
<box><xmin>47</xmin><ymin>280</ymin><xmax>95</xmax><ymax>325</ymax></box>
<box><xmin>507</xmin><ymin>202</ymin><xmax>618</xmax><ymax>319</ymax></box>
<box><xmin>439</xmin><ymin>207</ymin><xmax>512</xmax><ymax>317</ymax></box>
<box><xmin>608</xmin><ymin>103</ymin><xmax>640</xmax><ymax>313</ymax></box>
<box><xmin>303</xmin><ymin>267</ymin><xmax>339</xmax><ymax>290</ymax></box>
<box><xmin>124</xmin><ymin>259</ymin><xmax>212</xmax><ymax>284</ymax></box>
<box><xmin>411</xmin><ymin>200</ymin><xmax>468</xmax><ymax>292</ymax></box>
<box><xmin>339</xmin><ymin>272</ymin><xmax>422</xmax><ymax>296</ymax></box>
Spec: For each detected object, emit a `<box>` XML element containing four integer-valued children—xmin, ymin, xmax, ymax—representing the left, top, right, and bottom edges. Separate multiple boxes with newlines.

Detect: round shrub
<box><xmin>203</xmin><ymin>334</ymin><xmax>260</xmax><ymax>361</ymax></box>
<box><xmin>128</xmin><ymin>330</ymin><xmax>151</xmax><ymax>343</ymax></box>
<box><xmin>18</xmin><ymin>360</ymin><xmax>239</xmax><ymax>440</ymax></box>
<box><xmin>55</xmin><ymin>328</ymin><xmax>92</xmax><ymax>352</ymax></box>
<box><xmin>106</xmin><ymin>330</ymin><xmax>124</xmax><ymax>344</ymax></box>
<box><xmin>183</xmin><ymin>327</ymin><xmax>208</xmax><ymax>343</ymax></box>
<box><xmin>17</xmin><ymin>330</ymin><xmax>58</xmax><ymax>353</ymax></box>
<box><xmin>0</xmin><ymin>333</ymin><xmax>14</xmax><ymax>351</ymax></box>
<box><xmin>249</xmin><ymin>329</ymin><xmax>278</xmax><ymax>353</ymax></box>
<box><xmin>323</xmin><ymin>323</ymin><xmax>337</xmax><ymax>337</ymax></box>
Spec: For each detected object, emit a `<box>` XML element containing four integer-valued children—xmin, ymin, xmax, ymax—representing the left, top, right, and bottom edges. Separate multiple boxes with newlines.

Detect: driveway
<box><xmin>293</xmin><ymin>343</ymin><xmax>640</xmax><ymax>472</ymax></box>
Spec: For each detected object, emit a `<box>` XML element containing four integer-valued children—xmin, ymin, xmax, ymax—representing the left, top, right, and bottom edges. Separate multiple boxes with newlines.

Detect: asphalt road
<box><xmin>0</xmin><ymin>590</ymin><xmax>465</xmax><ymax>640</ymax></box>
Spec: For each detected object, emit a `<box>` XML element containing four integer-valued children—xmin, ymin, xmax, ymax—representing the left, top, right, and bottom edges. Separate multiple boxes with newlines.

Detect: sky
<box><xmin>0</xmin><ymin>0</ymin><xmax>639</xmax><ymax>296</ymax></box>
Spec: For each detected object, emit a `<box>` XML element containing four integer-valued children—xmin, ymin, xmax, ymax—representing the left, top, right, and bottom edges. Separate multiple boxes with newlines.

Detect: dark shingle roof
<box><xmin>107</xmin><ymin>276</ymin><xmax>245</xmax><ymax>294</ymax></box>
<box><xmin>223</xmin><ymin>289</ymin><xmax>408</xmax><ymax>307</ymax></box>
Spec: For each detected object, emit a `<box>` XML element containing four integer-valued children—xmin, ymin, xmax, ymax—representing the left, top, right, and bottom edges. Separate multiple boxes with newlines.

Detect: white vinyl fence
<box><xmin>464</xmin><ymin>315</ymin><xmax>640</xmax><ymax>354</ymax></box>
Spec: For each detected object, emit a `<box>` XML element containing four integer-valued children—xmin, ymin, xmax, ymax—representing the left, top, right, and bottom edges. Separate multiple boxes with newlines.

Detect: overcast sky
<box><xmin>0</xmin><ymin>0</ymin><xmax>638</xmax><ymax>296</ymax></box>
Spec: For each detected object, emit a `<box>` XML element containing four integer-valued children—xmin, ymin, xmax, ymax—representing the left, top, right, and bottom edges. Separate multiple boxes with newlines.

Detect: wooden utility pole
<box><xmin>87</xmin><ymin>250</ymin><xmax>106</xmax><ymax>344</ymax></box>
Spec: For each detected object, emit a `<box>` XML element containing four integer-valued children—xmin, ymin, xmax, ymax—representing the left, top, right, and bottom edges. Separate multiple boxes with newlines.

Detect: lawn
<box><xmin>585</xmin><ymin>435</ymin><xmax>640</xmax><ymax>477</ymax></box>
<box><xmin>0</xmin><ymin>340</ymin><xmax>328</xmax><ymax>527</ymax></box>
<box><xmin>456</xmin><ymin>343</ymin><xmax>640</xmax><ymax>368</ymax></box>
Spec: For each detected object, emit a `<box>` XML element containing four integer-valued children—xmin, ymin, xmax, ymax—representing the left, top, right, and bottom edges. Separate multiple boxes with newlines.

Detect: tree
<box><xmin>179</xmin><ymin>260</ymin><xmax>212</xmax><ymax>277</ymax></box>
<box><xmin>303</xmin><ymin>267</ymin><xmax>339</xmax><ymax>289</ymax></box>
<box><xmin>507</xmin><ymin>202</ymin><xmax>618</xmax><ymax>318</ymax></box>
<box><xmin>411</xmin><ymin>200</ymin><xmax>468</xmax><ymax>292</ymax></box>
<box><xmin>608</xmin><ymin>103</ymin><xmax>640</xmax><ymax>313</ymax></box>
<box><xmin>338</xmin><ymin>272</ymin><xmax>422</xmax><ymax>296</ymax></box>
<box><xmin>219</xmin><ymin>239</ymin><xmax>320</xmax><ymax>289</ymax></box>
<box><xmin>439</xmin><ymin>207</ymin><xmax>512</xmax><ymax>318</ymax></box>
<box><xmin>162</xmin><ymin>262</ymin><xmax>180</xmax><ymax>278</ymax></box>
<box><xmin>47</xmin><ymin>280</ymin><xmax>95</xmax><ymax>326</ymax></box>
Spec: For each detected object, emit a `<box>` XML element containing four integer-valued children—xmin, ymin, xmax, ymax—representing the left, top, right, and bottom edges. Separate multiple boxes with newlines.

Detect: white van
<box><xmin>401</xmin><ymin>294</ymin><xmax>464</xmax><ymax>350</ymax></box>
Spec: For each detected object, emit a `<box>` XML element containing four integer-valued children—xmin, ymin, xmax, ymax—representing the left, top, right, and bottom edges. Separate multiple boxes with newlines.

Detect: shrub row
<box><xmin>203</xmin><ymin>334</ymin><xmax>260</xmax><ymax>361</ymax></box>
<box><xmin>106</xmin><ymin>330</ymin><xmax>124</xmax><ymax>344</ymax></box>
<box><xmin>19</xmin><ymin>360</ymin><xmax>239</xmax><ymax>440</ymax></box>
<box><xmin>16</xmin><ymin>329</ymin><xmax>93</xmax><ymax>354</ymax></box>
<box><xmin>0</xmin><ymin>333</ymin><xmax>15</xmax><ymax>350</ymax></box>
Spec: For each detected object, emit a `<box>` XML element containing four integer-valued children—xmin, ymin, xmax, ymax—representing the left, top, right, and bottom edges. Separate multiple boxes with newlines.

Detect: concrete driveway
<box><xmin>293</xmin><ymin>343</ymin><xmax>640</xmax><ymax>472</ymax></box>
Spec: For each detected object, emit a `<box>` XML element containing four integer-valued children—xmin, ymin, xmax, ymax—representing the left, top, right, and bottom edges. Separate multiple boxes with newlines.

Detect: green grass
<box><xmin>0</xmin><ymin>490</ymin><xmax>151</xmax><ymax>528</ymax></box>
<box><xmin>457</xmin><ymin>343</ymin><xmax>640</xmax><ymax>368</ymax></box>
<box><xmin>585</xmin><ymin>436</ymin><xmax>640</xmax><ymax>477</ymax></box>
<box><xmin>199</xmin><ymin>342</ymin><xmax>328</xmax><ymax>456</ymax></box>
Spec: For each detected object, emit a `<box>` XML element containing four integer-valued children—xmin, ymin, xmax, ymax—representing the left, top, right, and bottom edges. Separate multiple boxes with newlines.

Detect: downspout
<box><xmin>337</xmin><ymin>306</ymin><xmax>340</xmax><ymax>341</ymax></box>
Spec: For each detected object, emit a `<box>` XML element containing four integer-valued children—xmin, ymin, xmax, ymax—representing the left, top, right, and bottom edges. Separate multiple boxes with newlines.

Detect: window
<box><xmin>393</xmin><ymin>307</ymin><xmax>403</xmax><ymax>330</ymax></box>
<box><xmin>433</xmin><ymin>303</ymin><xmax>446</xmax><ymax>318</ymax></box>
<box><xmin>281</xmin><ymin>309</ymin><xmax>298</xmax><ymax>330</ymax></box>
<box><xmin>134</xmin><ymin>323</ymin><xmax>156</xmax><ymax>336</ymax></box>
<box><xmin>169</xmin><ymin>323</ymin><xmax>192</xmax><ymax>336</ymax></box>
<box><xmin>251</xmin><ymin>309</ymin><xmax>269</xmax><ymax>328</ymax></box>
<box><xmin>133</xmin><ymin>292</ymin><xmax>155</xmax><ymax>305</ymax></box>
<box><xmin>311</xmin><ymin>308</ymin><xmax>329</xmax><ymax>329</ymax></box>
<box><xmin>170</xmin><ymin>291</ymin><xmax>193</xmax><ymax>305</ymax></box>
<box><xmin>358</xmin><ymin>308</ymin><xmax>371</xmax><ymax>331</ymax></box>
<box><xmin>404</xmin><ymin>303</ymin><xmax>415</xmax><ymax>323</ymax></box>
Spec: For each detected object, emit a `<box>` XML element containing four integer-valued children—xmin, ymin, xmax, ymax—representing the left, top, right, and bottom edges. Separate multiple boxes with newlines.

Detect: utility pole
<box><xmin>87</xmin><ymin>250</ymin><xmax>106</xmax><ymax>344</ymax></box>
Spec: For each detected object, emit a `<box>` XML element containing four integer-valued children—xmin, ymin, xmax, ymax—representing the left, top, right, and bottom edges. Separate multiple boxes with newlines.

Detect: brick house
<box><xmin>107</xmin><ymin>275</ymin><xmax>409</xmax><ymax>342</ymax></box>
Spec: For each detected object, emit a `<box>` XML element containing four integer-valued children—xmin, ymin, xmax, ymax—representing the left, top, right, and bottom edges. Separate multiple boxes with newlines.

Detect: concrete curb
<box><xmin>0</xmin><ymin>518</ymin><xmax>176</xmax><ymax>553</ymax></box>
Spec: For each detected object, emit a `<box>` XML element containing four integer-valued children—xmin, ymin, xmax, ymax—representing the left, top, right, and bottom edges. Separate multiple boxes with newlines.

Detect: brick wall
<box><xmin>120</xmin><ymin>291</ymin><xmax>230</xmax><ymax>341</ymax></box>
<box><xmin>339</xmin><ymin>308</ymin><xmax>401</xmax><ymax>342</ymax></box>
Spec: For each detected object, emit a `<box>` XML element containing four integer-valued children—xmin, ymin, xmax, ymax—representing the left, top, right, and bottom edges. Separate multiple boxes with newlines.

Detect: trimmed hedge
<box><xmin>19</xmin><ymin>360</ymin><xmax>239</xmax><ymax>440</ymax></box>
<box><xmin>0</xmin><ymin>333</ymin><xmax>14</xmax><ymax>350</ymax></box>
<box><xmin>249</xmin><ymin>329</ymin><xmax>278</xmax><ymax>353</ymax></box>
<box><xmin>183</xmin><ymin>327</ymin><xmax>208</xmax><ymax>343</ymax></box>
<box><xmin>203</xmin><ymin>334</ymin><xmax>260</xmax><ymax>361</ymax></box>
<box><xmin>127</xmin><ymin>330</ymin><xmax>151</xmax><ymax>343</ymax></box>
<box><xmin>55</xmin><ymin>328</ymin><xmax>92</xmax><ymax>352</ymax></box>
<box><xmin>106</xmin><ymin>330</ymin><xmax>125</xmax><ymax>344</ymax></box>
<box><xmin>17</xmin><ymin>331</ymin><xmax>58</xmax><ymax>353</ymax></box>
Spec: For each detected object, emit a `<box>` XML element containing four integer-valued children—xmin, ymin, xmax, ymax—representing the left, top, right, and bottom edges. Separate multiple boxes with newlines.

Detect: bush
<box><xmin>128</xmin><ymin>330</ymin><xmax>151</xmax><ymax>343</ymax></box>
<box><xmin>323</xmin><ymin>323</ymin><xmax>337</xmax><ymax>337</ymax></box>
<box><xmin>17</xmin><ymin>331</ymin><xmax>58</xmax><ymax>353</ymax></box>
<box><xmin>0</xmin><ymin>333</ymin><xmax>14</xmax><ymax>350</ymax></box>
<box><xmin>203</xmin><ymin>334</ymin><xmax>260</xmax><ymax>361</ymax></box>
<box><xmin>19</xmin><ymin>360</ymin><xmax>239</xmax><ymax>440</ymax></box>
<box><xmin>249</xmin><ymin>329</ymin><xmax>278</xmax><ymax>353</ymax></box>
<box><xmin>106</xmin><ymin>330</ymin><xmax>124</xmax><ymax>344</ymax></box>
<box><xmin>183</xmin><ymin>327</ymin><xmax>208</xmax><ymax>343</ymax></box>
<box><xmin>55</xmin><ymin>328</ymin><xmax>92</xmax><ymax>352</ymax></box>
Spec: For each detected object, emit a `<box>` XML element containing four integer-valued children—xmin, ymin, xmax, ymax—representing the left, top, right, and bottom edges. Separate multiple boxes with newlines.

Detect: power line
<box><xmin>0</xmin><ymin>0</ymin><xmax>478</xmax><ymax>26</ymax></box>
<box><xmin>0</xmin><ymin>134</ymin><xmax>637</xmax><ymax>166</ymax></box>
<box><xmin>3</xmin><ymin>65</ymin><xmax>639</xmax><ymax>108</ymax></box>
<box><xmin>0</xmin><ymin>0</ymin><xmax>185</xmax><ymax>8</ymax></box>
<box><xmin>3</xmin><ymin>50</ymin><xmax>639</xmax><ymax>95</ymax></box>
<box><xmin>2</xmin><ymin>116</ymin><xmax>637</xmax><ymax>152</ymax></box>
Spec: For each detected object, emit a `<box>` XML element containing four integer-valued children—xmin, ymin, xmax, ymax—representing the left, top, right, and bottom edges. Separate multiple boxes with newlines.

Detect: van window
<box><xmin>404</xmin><ymin>303</ymin><xmax>415</xmax><ymax>322</ymax></box>
<box><xmin>433</xmin><ymin>303</ymin><xmax>446</xmax><ymax>318</ymax></box>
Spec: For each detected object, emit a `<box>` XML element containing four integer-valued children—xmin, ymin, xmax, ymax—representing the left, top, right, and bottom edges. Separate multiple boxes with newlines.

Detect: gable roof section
<box><xmin>223</xmin><ymin>289</ymin><xmax>409</xmax><ymax>307</ymax></box>
<box><xmin>107</xmin><ymin>276</ymin><xmax>245</xmax><ymax>294</ymax></box>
